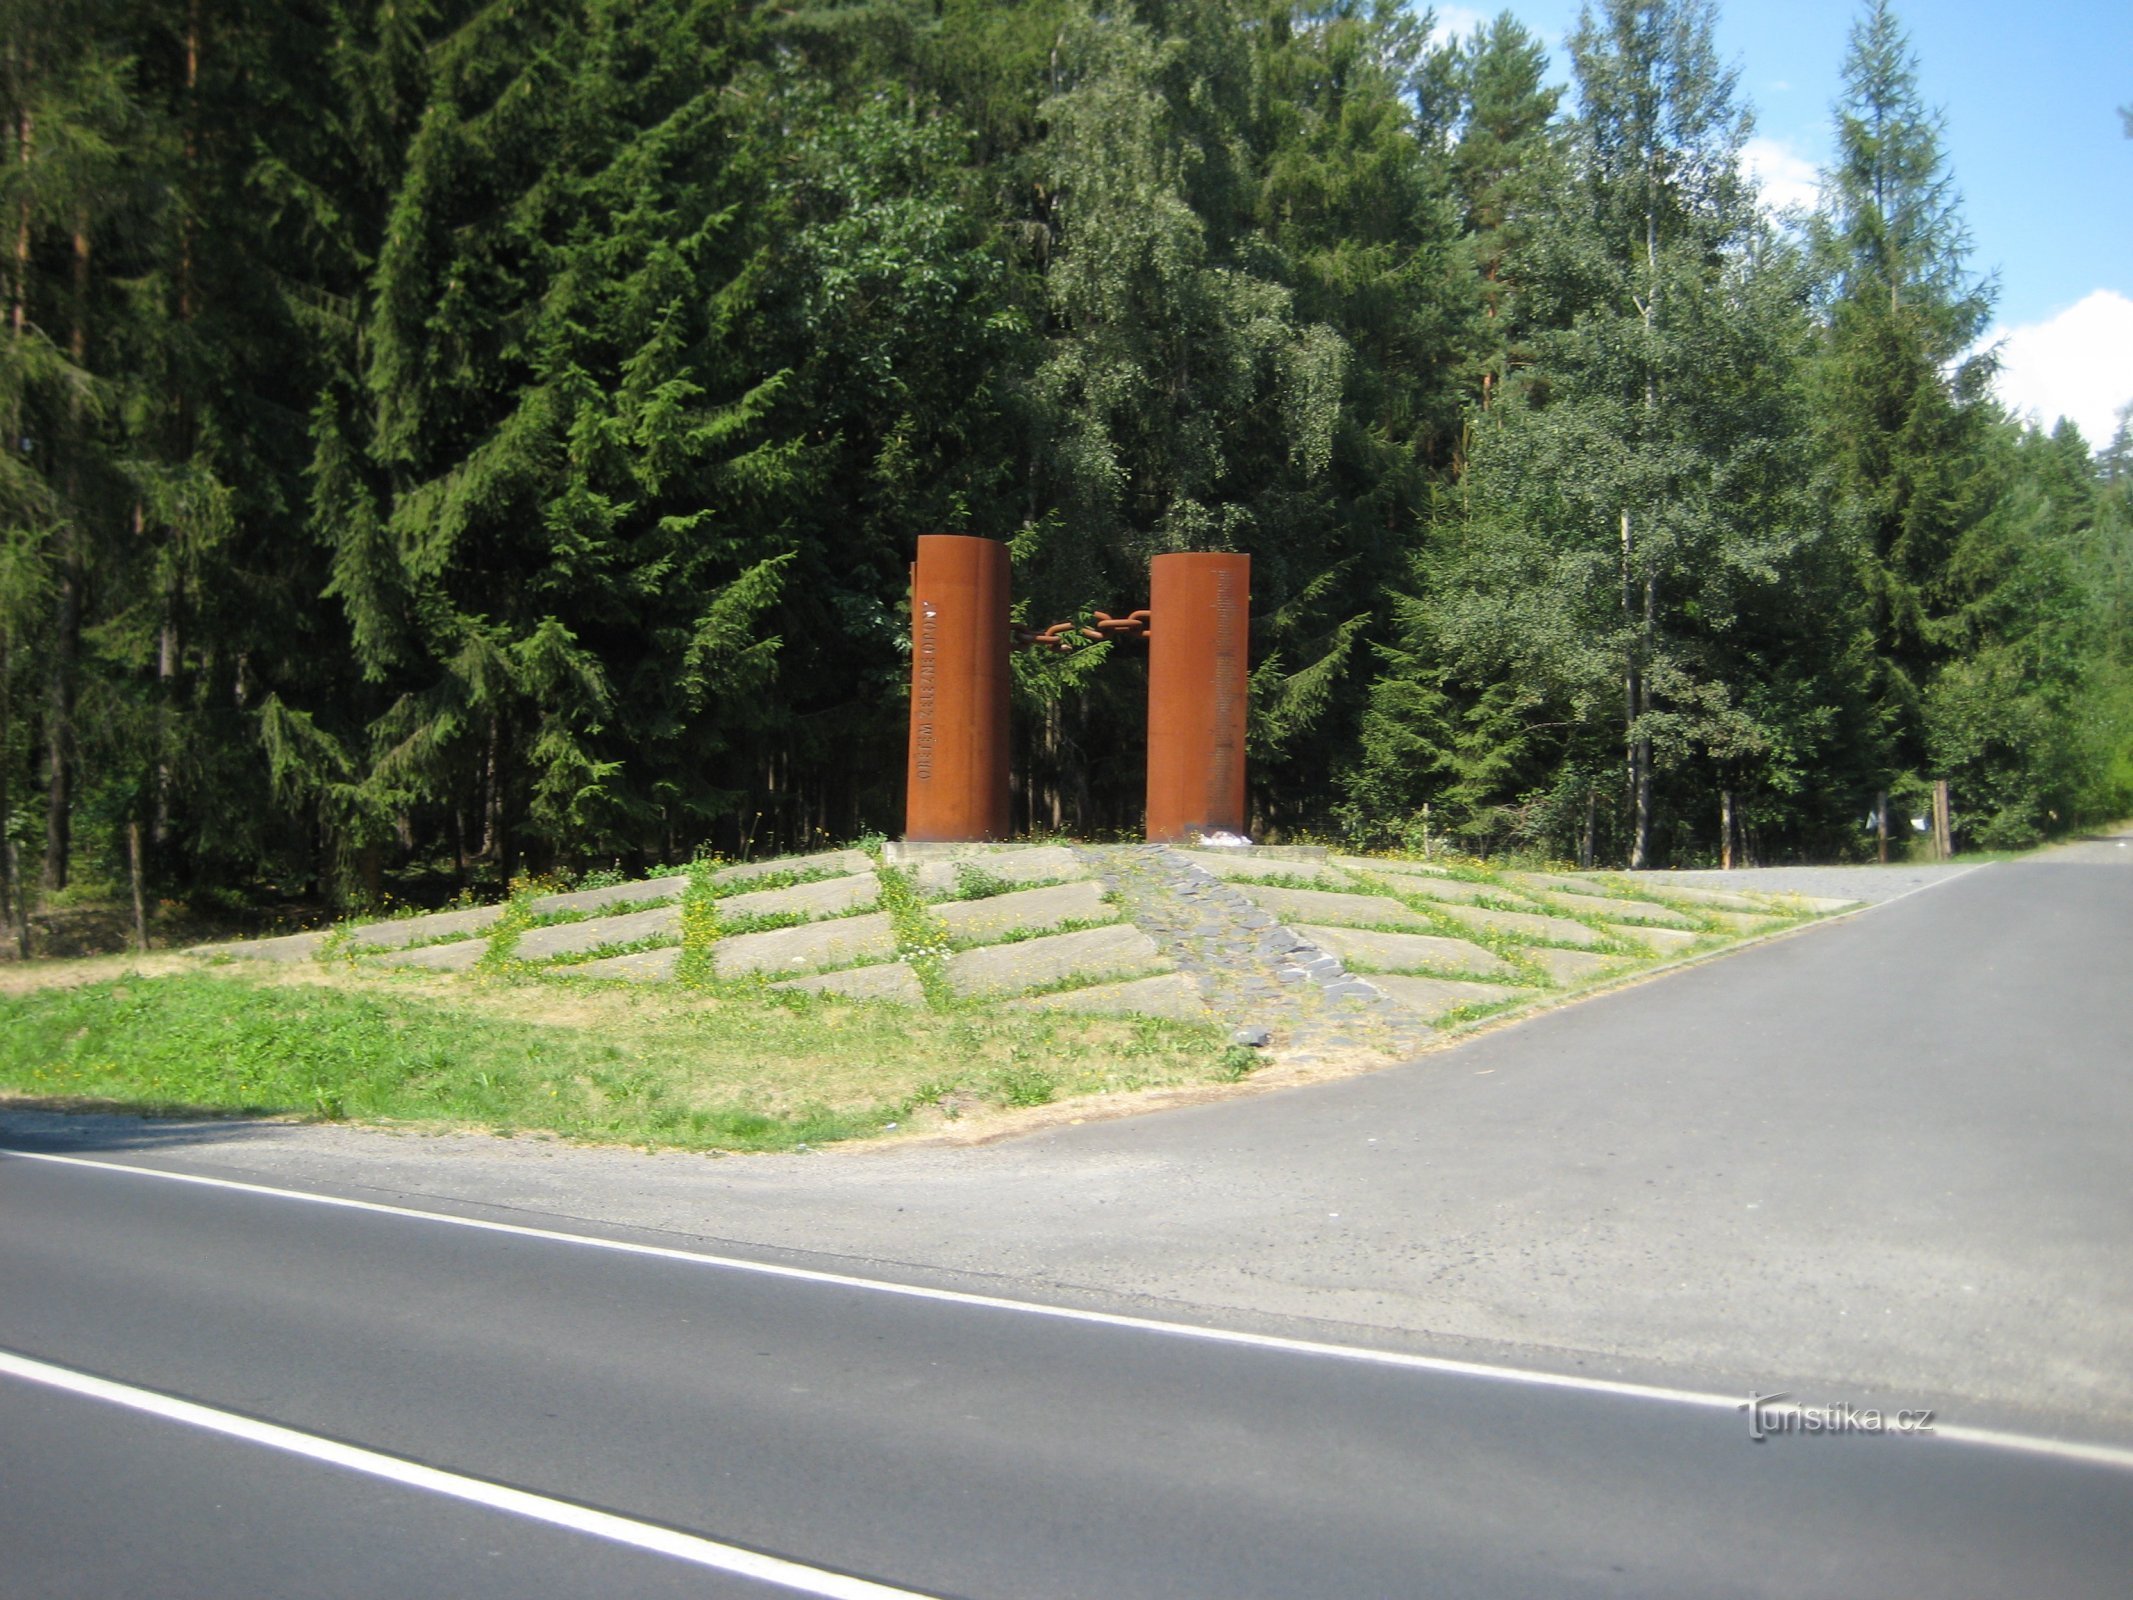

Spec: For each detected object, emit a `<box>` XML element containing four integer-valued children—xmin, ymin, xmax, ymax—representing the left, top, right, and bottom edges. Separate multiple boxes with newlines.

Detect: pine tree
<box><xmin>1441</xmin><ymin>12</ymin><xmax>1561</xmax><ymax>417</ymax></box>
<box><xmin>1812</xmin><ymin>0</ymin><xmax>1995</xmax><ymax>793</ymax></box>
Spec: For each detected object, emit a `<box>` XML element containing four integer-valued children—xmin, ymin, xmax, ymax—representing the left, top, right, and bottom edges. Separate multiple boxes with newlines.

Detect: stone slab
<box><xmin>1702</xmin><ymin>910</ymin><xmax>1789</xmax><ymax>935</ymax></box>
<box><xmin>771</xmin><ymin>963</ymin><xmax>925</xmax><ymax>1004</ymax></box>
<box><xmin>379</xmin><ymin>939</ymin><xmax>486</xmax><ymax>972</ymax></box>
<box><xmin>1233</xmin><ymin>885</ymin><xmax>1437</xmax><ymax>931</ymax></box>
<box><xmin>944</xmin><ymin>924</ymin><xmax>1168</xmax><ymax>999</ymax></box>
<box><xmin>517</xmin><ymin>905</ymin><xmax>679</xmax><ymax>961</ymax></box>
<box><xmin>1365</xmin><ymin>874</ymin><xmax>1538</xmax><ymax>907</ymax></box>
<box><xmin>1367</xmin><ymin>975</ymin><xmax>1530</xmax><ymax>1023</ymax></box>
<box><xmin>1597</xmin><ymin>877</ymin><xmax>1782</xmax><ymax>912</ymax></box>
<box><xmin>913</xmin><ymin>845</ymin><xmax>1089</xmax><ymax>896</ymax></box>
<box><xmin>187</xmin><ymin>930</ymin><xmax>329</xmax><ymax>962</ymax></box>
<box><xmin>1013</xmin><ymin>972</ymin><xmax>1209</xmax><ymax>1021</ymax></box>
<box><xmin>1523</xmin><ymin>946</ymin><xmax>1622</xmax><ymax>985</ymax></box>
<box><xmin>720</xmin><ymin>875</ymin><xmax>878</xmax><ymax>921</ymax></box>
<box><xmin>709</xmin><ymin>849</ymin><xmax>872</xmax><ymax>889</ymax></box>
<box><xmin>571</xmin><ymin>946</ymin><xmax>681</xmax><ymax>983</ymax></box>
<box><xmin>346</xmin><ymin>905</ymin><xmax>504</xmax><ymax>950</ymax></box>
<box><xmin>1430</xmin><ymin>902</ymin><xmax>1604</xmax><ymax>946</ymax></box>
<box><xmin>1767</xmin><ymin>895</ymin><xmax>1859</xmax><ymax>915</ymax></box>
<box><xmin>1331</xmin><ymin>855</ymin><xmax>1449</xmax><ymax>879</ymax></box>
<box><xmin>529</xmin><ymin>876</ymin><xmax>688</xmax><ymax>916</ymax></box>
<box><xmin>1171</xmin><ymin>849</ymin><xmax>1347</xmax><ymax>886</ymax></box>
<box><xmin>1292</xmin><ymin>924</ymin><xmax>1513</xmax><ymax>978</ymax></box>
<box><xmin>1502</xmin><ymin>871</ymin><xmax>1603</xmax><ymax>896</ymax></box>
<box><xmin>714</xmin><ymin>912</ymin><xmax>896</xmax><ymax>978</ymax></box>
<box><xmin>1604</xmin><ymin>923</ymin><xmax>1701</xmax><ymax>955</ymax></box>
<box><xmin>937</xmin><ymin>880</ymin><xmax>1113</xmax><ymax>943</ymax></box>
<box><xmin>1532</xmin><ymin>890</ymin><xmax>1699</xmax><ymax>928</ymax></box>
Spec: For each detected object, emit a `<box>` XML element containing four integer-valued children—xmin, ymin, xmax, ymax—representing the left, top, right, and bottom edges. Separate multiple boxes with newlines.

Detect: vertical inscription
<box><xmin>1210</xmin><ymin>568</ymin><xmax>1240</xmax><ymax>810</ymax></box>
<box><xmin>915</xmin><ymin>601</ymin><xmax>938</xmax><ymax>784</ymax></box>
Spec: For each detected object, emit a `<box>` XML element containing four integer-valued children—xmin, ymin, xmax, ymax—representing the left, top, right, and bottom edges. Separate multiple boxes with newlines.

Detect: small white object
<box><xmin>1196</xmin><ymin>830</ymin><xmax>1252</xmax><ymax>848</ymax></box>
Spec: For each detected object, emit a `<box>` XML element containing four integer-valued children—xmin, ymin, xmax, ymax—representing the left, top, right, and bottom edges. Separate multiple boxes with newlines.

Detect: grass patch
<box><xmin>951</xmin><ymin>914</ymin><xmax>1119</xmax><ymax>951</ymax></box>
<box><xmin>1207</xmin><ymin>868</ymin><xmax>1341</xmax><ymax>892</ymax></box>
<box><xmin>539</xmin><ymin>934</ymin><xmax>682</xmax><ymax>969</ymax></box>
<box><xmin>673</xmin><ymin>858</ymin><xmax>723</xmax><ymax>989</ymax></box>
<box><xmin>872</xmin><ymin>858</ymin><xmax>954</xmax><ymax>1007</ymax></box>
<box><xmin>708</xmin><ymin>864</ymin><xmax>843</xmax><ymax>898</ymax></box>
<box><xmin>0</xmin><ymin>967</ymin><xmax>1241</xmax><ymax>1151</ymax></box>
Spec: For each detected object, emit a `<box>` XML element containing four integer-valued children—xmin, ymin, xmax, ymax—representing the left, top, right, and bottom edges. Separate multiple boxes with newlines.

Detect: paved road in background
<box><xmin>5</xmin><ymin>831</ymin><xmax>2130</xmax><ymax>1594</ymax></box>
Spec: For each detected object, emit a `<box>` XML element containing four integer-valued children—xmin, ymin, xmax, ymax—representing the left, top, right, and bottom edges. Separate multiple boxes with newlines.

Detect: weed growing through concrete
<box><xmin>674</xmin><ymin>857</ymin><xmax>723</xmax><ymax>989</ymax></box>
<box><xmin>952</xmin><ymin>862</ymin><xmax>1016</xmax><ymax>900</ymax></box>
<box><xmin>475</xmin><ymin>877</ymin><xmax>554</xmax><ymax>975</ymax></box>
<box><xmin>872</xmin><ymin>857</ymin><xmax>954</xmax><ymax>1007</ymax></box>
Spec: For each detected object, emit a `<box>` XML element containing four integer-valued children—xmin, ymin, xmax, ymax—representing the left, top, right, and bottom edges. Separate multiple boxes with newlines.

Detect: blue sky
<box><xmin>1431</xmin><ymin>0</ymin><xmax>2133</xmax><ymax>446</ymax></box>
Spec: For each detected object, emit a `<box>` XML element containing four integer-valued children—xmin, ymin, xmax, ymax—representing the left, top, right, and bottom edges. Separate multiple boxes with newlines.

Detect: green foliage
<box><xmin>2</xmin><ymin>0</ymin><xmax>2126</xmax><ymax>915</ymax></box>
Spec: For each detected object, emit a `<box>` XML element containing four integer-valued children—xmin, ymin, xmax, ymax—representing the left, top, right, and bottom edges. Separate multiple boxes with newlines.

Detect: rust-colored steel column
<box><xmin>1146</xmin><ymin>552</ymin><xmax>1250</xmax><ymax>843</ymax></box>
<box><xmin>905</xmin><ymin>535</ymin><xmax>1012</xmax><ymax>842</ymax></box>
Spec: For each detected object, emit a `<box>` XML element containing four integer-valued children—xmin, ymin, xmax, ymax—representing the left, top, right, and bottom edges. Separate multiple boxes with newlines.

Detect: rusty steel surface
<box><xmin>1145</xmin><ymin>552</ymin><xmax>1250</xmax><ymax>843</ymax></box>
<box><xmin>905</xmin><ymin>535</ymin><xmax>1012</xmax><ymax>841</ymax></box>
<box><xmin>1014</xmin><ymin>610</ymin><xmax>1151</xmax><ymax>652</ymax></box>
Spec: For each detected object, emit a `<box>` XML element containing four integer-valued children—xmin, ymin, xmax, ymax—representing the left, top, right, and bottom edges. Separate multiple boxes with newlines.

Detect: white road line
<box><xmin>7</xmin><ymin>1145</ymin><xmax>2132</xmax><ymax>1474</ymax></box>
<box><xmin>0</xmin><ymin>1348</ymin><xmax>939</xmax><ymax>1600</ymax></box>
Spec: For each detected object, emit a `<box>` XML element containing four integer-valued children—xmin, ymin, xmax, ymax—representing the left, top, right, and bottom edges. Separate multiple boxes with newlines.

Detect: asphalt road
<box><xmin>4</xmin><ymin>831</ymin><xmax>2130</xmax><ymax>1594</ymax></box>
<box><xmin>3</xmin><ymin>1147</ymin><xmax>2130</xmax><ymax>1599</ymax></box>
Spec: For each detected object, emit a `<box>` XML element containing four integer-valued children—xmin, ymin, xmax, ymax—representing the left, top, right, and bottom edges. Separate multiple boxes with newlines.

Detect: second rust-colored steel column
<box><xmin>905</xmin><ymin>534</ymin><xmax>1012</xmax><ymax>841</ymax></box>
<box><xmin>1146</xmin><ymin>552</ymin><xmax>1250</xmax><ymax>843</ymax></box>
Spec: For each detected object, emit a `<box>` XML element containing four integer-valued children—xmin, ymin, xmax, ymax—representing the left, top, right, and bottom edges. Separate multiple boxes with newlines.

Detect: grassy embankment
<box><xmin>0</xmin><ymin>963</ymin><xmax>1243</xmax><ymax>1154</ymax></box>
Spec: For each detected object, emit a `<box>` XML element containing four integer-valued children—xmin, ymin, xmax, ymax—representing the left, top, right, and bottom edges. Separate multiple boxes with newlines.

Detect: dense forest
<box><xmin>3</xmin><ymin>0</ymin><xmax>2129</xmax><ymax>926</ymax></box>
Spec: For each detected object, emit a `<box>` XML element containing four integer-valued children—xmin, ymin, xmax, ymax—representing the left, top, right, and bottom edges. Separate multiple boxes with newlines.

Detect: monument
<box><xmin>903</xmin><ymin>535</ymin><xmax>1250</xmax><ymax>845</ymax></box>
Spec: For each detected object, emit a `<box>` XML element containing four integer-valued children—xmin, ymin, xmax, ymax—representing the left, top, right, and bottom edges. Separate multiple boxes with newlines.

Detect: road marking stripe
<box><xmin>8</xmin><ymin>1146</ymin><xmax>2131</xmax><ymax>1473</ymax></box>
<box><xmin>0</xmin><ymin>1348</ymin><xmax>939</xmax><ymax>1599</ymax></box>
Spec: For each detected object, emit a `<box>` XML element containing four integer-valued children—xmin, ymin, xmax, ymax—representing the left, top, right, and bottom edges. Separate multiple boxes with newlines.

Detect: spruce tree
<box><xmin>1812</xmin><ymin>0</ymin><xmax>1995</xmax><ymax>797</ymax></box>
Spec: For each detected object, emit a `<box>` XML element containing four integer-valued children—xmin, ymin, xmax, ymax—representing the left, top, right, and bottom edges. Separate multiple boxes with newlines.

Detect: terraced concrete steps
<box><xmin>185</xmin><ymin>841</ymin><xmax>1860</xmax><ymax>1053</ymax></box>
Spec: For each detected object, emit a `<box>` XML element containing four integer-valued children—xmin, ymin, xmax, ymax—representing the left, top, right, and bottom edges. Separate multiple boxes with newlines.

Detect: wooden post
<box><xmin>1932</xmin><ymin>779</ymin><xmax>1952</xmax><ymax>860</ymax></box>
<box><xmin>1721</xmin><ymin>789</ymin><xmax>1735</xmax><ymax>871</ymax></box>
<box><xmin>1875</xmin><ymin>789</ymin><xmax>1888</xmax><ymax>864</ymax></box>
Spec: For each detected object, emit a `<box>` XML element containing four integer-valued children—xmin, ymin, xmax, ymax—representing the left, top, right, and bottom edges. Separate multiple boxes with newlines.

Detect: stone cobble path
<box><xmin>1072</xmin><ymin>845</ymin><xmax>1438</xmax><ymax>1059</ymax></box>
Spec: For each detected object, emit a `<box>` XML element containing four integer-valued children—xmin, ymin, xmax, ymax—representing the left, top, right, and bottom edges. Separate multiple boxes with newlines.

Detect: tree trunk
<box><xmin>479</xmin><ymin>714</ymin><xmax>501</xmax><ymax>860</ymax></box>
<box><xmin>1720</xmin><ymin>789</ymin><xmax>1734</xmax><ymax>871</ymax></box>
<box><xmin>127</xmin><ymin>821</ymin><xmax>148</xmax><ymax>950</ymax></box>
<box><xmin>1621</xmin><ymin>510</ymin><xmax>1652</xmax><ymax>871</ymax></box>
<box><xmin>10</xmin><ymin>92</ymin><xmax>28</xmax><ymax>343</ymax></box>
<box><xmin>7</xmin><ymin>836</ymin><xmax>26</xmax><ymax>958</ymax></box>
<box><xmin>42</xmin><ymin>561</ymin><xmax>78</xmax><ymax>889</ymax></box>
<box><xmin>44</xmin><ymin>212</ymin><xmax>91</xmax><ymax>890</ymax></box>
<box><xmin>155</xmin><ymin>597</ymin><xmax>179</xmax><ymax>844</ymax></box>
<box><xmin>0</xmin><ymin>629</ymin><xmax>13</xmax><ymax>932</ymax></box>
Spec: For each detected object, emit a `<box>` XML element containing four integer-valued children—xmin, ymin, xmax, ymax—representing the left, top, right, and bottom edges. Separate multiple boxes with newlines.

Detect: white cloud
<box><xmin>1425</xmin><ymin>5</ymin><xmax>1490</xmax><ymax>47</ymax></box>
<box><xmin>1741</xmin><ymin>136</ymin><xmax>1820</xmax><ymax>216</ymax></box>
<box><xmin>1985</xmin><ymin>290</ymin><xmax>2133</xmax><ymax>448</ymax></box>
